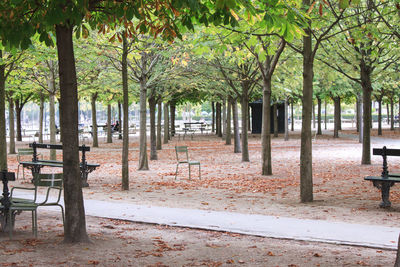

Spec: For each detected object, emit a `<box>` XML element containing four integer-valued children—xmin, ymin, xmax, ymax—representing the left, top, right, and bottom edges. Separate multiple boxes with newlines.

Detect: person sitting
<box><xmin>113</xmin><ymin>120</ymin><xmax>120</xmax><ymax>132</ymax></box>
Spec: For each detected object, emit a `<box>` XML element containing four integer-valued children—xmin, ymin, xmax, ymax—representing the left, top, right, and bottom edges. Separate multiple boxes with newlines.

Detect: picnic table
<box><xmin>19</xmin><ymin>142</ymin><xmax>100</xmax><ymax>187</ymax></box>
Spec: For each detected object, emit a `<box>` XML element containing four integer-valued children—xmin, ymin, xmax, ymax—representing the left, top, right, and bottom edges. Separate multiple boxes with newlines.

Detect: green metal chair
<box><xmin>17</xmin><ymin>148</ymin><xmax>34</xmax><ymax>180</ymax></box>
<box><xmin>175</xmin><ymin>146</ymin><xmax>201</xmax><ymax>180</ymax></box>
<box><xmin>16</xmin><ymin>148</ymin><xmax>41</xmax><ymax>180</ymax></box>
<box><xmin>9</xmin><ymin>173</ymin><xmax>64</xmax><ymax>239</ymax></box>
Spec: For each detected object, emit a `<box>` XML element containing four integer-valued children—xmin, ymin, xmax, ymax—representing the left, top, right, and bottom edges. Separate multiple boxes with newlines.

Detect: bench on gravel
<box><xmin>19</xmin><ymin>142</ymin><xmax>100</xmax><ymax>187</ymax></box>
<box><xmin>364</xmin><ymin>146</ymin><xmax>400</xmax><ymax>208</ymax></box>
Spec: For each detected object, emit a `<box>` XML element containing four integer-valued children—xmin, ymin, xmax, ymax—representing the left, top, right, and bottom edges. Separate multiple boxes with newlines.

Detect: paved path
<box><xmin>76</xmin><ymin>199</ymin><xmax>400</xmax><ymax>250</ymax></box>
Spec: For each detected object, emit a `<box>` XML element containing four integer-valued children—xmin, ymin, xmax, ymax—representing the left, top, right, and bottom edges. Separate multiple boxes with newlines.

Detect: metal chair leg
<box><xmin>188</xmin><ymin>164</ymin><xmax>191</xmax><ymax>180</ymax></box>
<box><xmin>199</xmin><ymin>164</ymin><xmax>201</xmax><ymax>179</ymax></box>
<box><xmin>175</xmin><ymin>164</ymin><xmax>179</xmax><ymax>180</ymax></box>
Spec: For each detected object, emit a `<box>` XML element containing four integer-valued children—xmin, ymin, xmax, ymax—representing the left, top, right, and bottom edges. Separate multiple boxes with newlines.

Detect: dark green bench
<box><xmin>364</xmin><ymin>146</ymin><xmax>400</xmax><ymax>208</ymax></box>
<box><xmin>20</xmin><ymin>142</ymin><xmax>100</xmax><ymax>187</ymax></box>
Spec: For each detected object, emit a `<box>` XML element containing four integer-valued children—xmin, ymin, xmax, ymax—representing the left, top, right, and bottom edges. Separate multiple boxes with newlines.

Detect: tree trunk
<box><xmin>386</xmin><ymin>103</ymin><xmax>390</xmax><ymax>126</ymax></box>
<box><xmin>106</xmin><ymin>104</ymin><xmax>112</xmax><ymax>143</ymax></box>
<box><xmin>241</xmin><ymin>92</ymin><xmax>249</xmax><ymax>162</ymax></box>
<box><xmin>56</xmin><ymin>23</ymin><xmax>89</xmax><ymax>243</ymax></box>
<box><xmin>300</xmin><ymin>11</ymin><xmax>314</xmax><ymax>203</ymax></box>
<box><xmin>121</xmin><ymin>33</ymin><xmax>129</xmax><ymax>190</ymax></box>
<box><xmin>0</xmin><ymin>52</ymin><xmax>7</xmax><ymax>170</ymax></box>
<box><xmin>211</xmin><ymin>102</ymin><xmax>215</xmax><ymax>133</ymax></box>
<box><xmin>49</xmin><ymin>94</ymin><xmax>57</xmax><ymax>160</ymax></box>
<box><xmin>8</xmin><ymin>99</ymin><xmax>16</xmax><ymax>154</ymax></box>
<box><xmin>317</xmin><ymin>97</ymin><xmax>322</xmax><ymax>135</ymax></box>
<box><xmin>284</xmin><ymin>98</ymin><xmax>289</xmax><ymax>141</ymax></box>
<box><xmin>248</xmin><ymin>104</ymin><xmax>251</xmax><ymax>132</ymax></box>
<box><xmin>48</xmin><ymin>59</ymin><xmax>57</xmax><ymax>160</ymax></box>
<box><xmin>390</xmin><ymin>99</ymin><xmax>394</xmax><ymax>130</ymax></box>
<box><xmin>312</xmin><ymin>102</ymin><xmax>316</xmax><ymax>129</ymax></box>
<box><xmin>170</xmin><ymin>102</ymin><xmax>175</xmax><ymax>139</ymax></box>
<box><xmin>333</xmin><ymin>96</ymin><xmax>340</xmax><ymax>138</ymax></box>
<box><xmin>261</xmin><ymin>78</ymin><xmax>272</xmax><ymax>175</ymax></box>
<box><xmin>291</xmin><ymin>101</ymin><xmax>294</xmax><ymax>131</ymax></box>
<box><xmin>163</xmin><ymin>103</ymin><xmax>169</xmax><ymax>144</ymax></box>
<box><xmin>156</xmin><ymin>101</ymin><xmax>162</xmax><ymax>150</ymax></box>
<box><xmin>16</xmin><ymin>101</ymin><xmax>22</xmax><ymax>142</ymax></box>
<box><xmin>356</xmin><ymin>95</ymin><xmax>360</xmax><ymax>132</ymax></box>
<box><xmin>216</xmin><ymin>102</ymin><xmax>222</xmax><ymax>137</ymax></box>
<box><xmin>324</xmin><ymin>100</ymin><xmax>327</xmax><ymax>130</ymax></box>
<box><xmin>398</xmin><ymin>95</ymin><xmax>400</xmax><ymax>128</ymax></box>
<box><xmin>39</xmin><ymin>94</ymin><xmax>44</xmax><ymax>143</ymax></box>
<box><xmin>273</xmin><ymin>103</ymin><xmax>278</xmax><ymax>137</ymax></box>
<box><xmin>58</xmin><ymin>97</ymin><xmax>63</xmax><ymax>143</ymax></box>
<box><xmin>377</xmin><ymin>99</ymin><xmax>382</xmax><ymax>136</ymax></box>
<box><xmin>138</xmin><ymin>78</ymin><xmax>149</xmax><ymax>170</ymax></box>
<box><xmin>361</xmin><ymin>60</ymin><xmax>372</xmax><ymax>165</ymax></box>
<box><xmin>338</xmin><ymin>98</ymin><xmax>342</xmax><ymax>130</ymax></box>
<box><xmin>232</xmin><ymin>98</ymin><xmax>241</xmax><ymax>153</ymax></box>
<box><xmin>226</xmin><ymin>97</ymin><xmax>232</xmax><ymax>145</ymax></box>
<box><xmin>118</xmin><ymin>101</ymin><xmax>122</xmax><ymax>139</ymax></box>
<box><xmin>359</xmin><ymin>97</ymin><xmax>363</xmax><ymax>144</ymax></box>
<box><xmin>91</xmin><ymin>93</ymin><xmax>98</xmax><ymax>148</ymax></box>
<box><xmin>149</xmin><ymin>97</ymin><xmax>157</xmax><ymax>160</ymax></box>
<box><xmin>222</xmin><ymin>99</ymin><xmax>226</xmax><ymax>138</ymax></box>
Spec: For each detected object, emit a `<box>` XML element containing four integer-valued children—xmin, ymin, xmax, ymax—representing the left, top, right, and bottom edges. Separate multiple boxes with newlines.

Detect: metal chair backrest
<box><xmin>175</xmin><ymin>146</ymin><xmax>189</xmax><ymax>163</ymax></box>
<box><xmin>17</xmin><ymin>148</ymin><xmax>34</xmax><ymax>161</ymax></box>
<box><xmin>33</xmin><ymin>173</ymin><xmax>63</xmax><ymax>188</ymax></box>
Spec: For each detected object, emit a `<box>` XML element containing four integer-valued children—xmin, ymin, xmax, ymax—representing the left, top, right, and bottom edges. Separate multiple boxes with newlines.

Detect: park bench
<box><xmin>364</xmin><ymin>146</ymin><xmax>400</xmax><ymax>208</ymax></box>
<box><xmin>19</xmin><ymin>142</ymin><xmax>100</xmax><ymax>187</ymax></box>
<box><xmin>178</xmin><ymin>122</ymin><xmax>207</xmax><ymax>140</ymax></box>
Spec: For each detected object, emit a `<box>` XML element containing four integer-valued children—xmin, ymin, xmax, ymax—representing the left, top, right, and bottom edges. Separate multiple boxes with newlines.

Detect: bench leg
<box><xmin>380</xmin><ymin>182</ymin><xmax>392</xmax><ymax>208</ymax></box>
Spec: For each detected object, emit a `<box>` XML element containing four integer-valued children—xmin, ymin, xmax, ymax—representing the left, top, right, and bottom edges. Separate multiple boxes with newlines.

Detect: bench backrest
<box><xmin>29</xmin><ymin>142</ymin><xmax>90</xmax><ymax>152</ymax></box>
<box><xmin>373</xmin><ymin>147</ymin><xmax>400</xmax><ymax>157</ymax></box>
<box><xmin>29</xmin><ymin>142</ymin><xmax>91</xmax><ymax>164</ymax></box>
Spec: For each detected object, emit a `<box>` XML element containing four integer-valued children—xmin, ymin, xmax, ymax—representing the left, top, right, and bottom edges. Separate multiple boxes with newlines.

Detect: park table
<box><xmin>183</xmin><ymin>122</ymin><xmax>207</xmax><ymax>134</ymax></box>
<box><xmin>0</xmin><ymin>170</ymin><xmax>16</xmax><ymax>232</ymax></box>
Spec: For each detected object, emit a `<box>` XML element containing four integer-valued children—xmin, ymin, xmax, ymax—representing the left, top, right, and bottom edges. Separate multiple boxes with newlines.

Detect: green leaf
<box><xmin>339</xmin><ymin>0</ymin><xmax>349</xmax><ymax>9</ymax></box>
